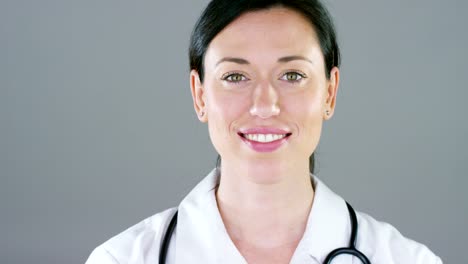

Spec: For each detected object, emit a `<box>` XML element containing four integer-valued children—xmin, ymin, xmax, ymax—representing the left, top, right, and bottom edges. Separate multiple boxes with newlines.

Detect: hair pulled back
<box><xmin>189</xmin><ymin>0</ymin><xmax>341</xmax><ymax>174</ymax></box>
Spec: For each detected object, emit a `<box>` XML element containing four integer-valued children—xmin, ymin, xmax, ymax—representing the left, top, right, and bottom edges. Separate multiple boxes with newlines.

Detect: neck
<box><xmin>215</xmin><ymin>158</ymin><xmax>314</xmax><ymax>249</ymax></box>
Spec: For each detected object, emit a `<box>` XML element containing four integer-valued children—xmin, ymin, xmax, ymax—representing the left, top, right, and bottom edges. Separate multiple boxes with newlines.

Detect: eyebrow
<box><xmin>216</xmin><ymin>57</ymin><xmax>250</xmax><ymax>66</ymax></box>
<box><xmin>277</xmin><ymin>55</ymin><xmax>313</xmax><ymax>64</ymax></box>
<box><xmin>215</xmin><ymin>55</ymin><xmax>313</xmax><ymax>66</ymax></box>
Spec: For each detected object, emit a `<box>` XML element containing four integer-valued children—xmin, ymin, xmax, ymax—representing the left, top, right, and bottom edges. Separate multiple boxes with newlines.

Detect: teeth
<box><xmin>244</xmin><ymin>134</ymin><xmax>287</xmax><ymax>143</ymax></box>
<box><xmin>259</xmin><ymin>134</ymin><xmax>265</xmax><ymax>142</ymax></box>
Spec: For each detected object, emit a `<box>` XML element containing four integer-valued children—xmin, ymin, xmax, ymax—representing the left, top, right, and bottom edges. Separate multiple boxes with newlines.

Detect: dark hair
<box><xmin>189</xmin><ymin>0</ymin><xmax>341</xmax><ymax>174</ymax></box>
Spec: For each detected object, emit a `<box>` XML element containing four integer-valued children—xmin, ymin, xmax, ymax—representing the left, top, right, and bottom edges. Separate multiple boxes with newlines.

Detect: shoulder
<box><xmin>85</xmin><ymin>207</ymin><xmax>177</xmax><ymax>264</ymax></box>
<box><xmin>356</xmin><ymin>211</ymin><xmax>443</xmax><ymax>264</ymax></box>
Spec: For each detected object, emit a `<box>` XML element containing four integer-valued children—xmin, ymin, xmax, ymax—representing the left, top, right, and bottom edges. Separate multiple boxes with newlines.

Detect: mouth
<box><xmin>237</xmin><ymin>127</ymin><xmax>292</xmax><ymax>152</ymax></box>
<box><xmin>238</xmin><ymin>132</ymin><xmax>292</xmax><ymax>143</ymax></box>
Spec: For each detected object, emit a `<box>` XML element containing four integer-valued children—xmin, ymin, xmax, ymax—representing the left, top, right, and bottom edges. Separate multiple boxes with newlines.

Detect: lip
<box><xmin>238</xmin><ymin>127</ymin><xmax>292</xmax><ymax>153</ymax></box>
<box><xmin>239</xmin><ymin>127</ymin><xmax>290</xmax><ymax>135</ymax></box>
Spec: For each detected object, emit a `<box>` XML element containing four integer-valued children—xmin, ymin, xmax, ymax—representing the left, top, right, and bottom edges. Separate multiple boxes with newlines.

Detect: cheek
<box><xmin>285</xmin><ymin>90</ymin><xmax>324</xmax><ymax>122</ymax></box>
<box><xmin>205</xmin><ymin>87</ymin><xmax>250</xmax><ymax>136</ymax></box>
<box><xmin>283</xmin><ymin>89</ymin><xmax>325</xmax><ymax>153</ymax></box>
<box><xmin>207</xmin><ymin>91</ymin><xmax>247</xmax><ymax>120</ymax></box>
<box><xmin>205</xmin><ymin>87</ymin><xmax>251</xmax><ymax>156</ymax></box>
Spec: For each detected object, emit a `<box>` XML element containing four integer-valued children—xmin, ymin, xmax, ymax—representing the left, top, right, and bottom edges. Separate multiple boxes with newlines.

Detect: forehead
<box><xmin>205</xmin><ymin>7</ymin><xmax>322</xmax><ymax>65</ymax></box>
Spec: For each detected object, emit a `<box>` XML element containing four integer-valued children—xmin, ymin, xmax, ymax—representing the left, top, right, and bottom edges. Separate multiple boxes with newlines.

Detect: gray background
<box><xmin>1</xmin><ymin>0</ymin><xmax>466</xmax><ymax>263</ymax></box>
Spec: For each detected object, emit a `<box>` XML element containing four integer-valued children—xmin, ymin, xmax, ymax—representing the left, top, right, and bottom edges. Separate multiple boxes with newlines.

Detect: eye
<box><xmin>222</xmin><ymin>73</ymin><xmax>248</xmax><ymax>83</ymax></box>
<box><xmin>280</xmin><ymin>72</ymin><xmax>306</xmax><ymax>82</ymax></box>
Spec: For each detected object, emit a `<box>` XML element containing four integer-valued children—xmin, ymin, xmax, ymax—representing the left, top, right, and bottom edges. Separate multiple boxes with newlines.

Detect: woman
<box><xmin>86</xmin><ymin>0</ymin><xmax>442</xmax><ymax>263</ymax></box>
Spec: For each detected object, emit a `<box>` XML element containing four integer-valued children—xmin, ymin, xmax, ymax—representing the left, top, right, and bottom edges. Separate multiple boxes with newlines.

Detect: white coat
<box><xmin>85</xmin><ymin>169</ymin><xmax>442</xmax><ymax>264</ymax></box>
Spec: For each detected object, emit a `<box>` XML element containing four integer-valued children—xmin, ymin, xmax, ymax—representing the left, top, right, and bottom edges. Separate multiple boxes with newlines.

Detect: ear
<box><xmin>190</xmin><ymin>69</ymin><xmax>208</xmax><ymax>123</ymax></box>
<box><xmin>323</xmin><ymin>66</ymin><xmax>340</xmax><ymax>120</ymax></box>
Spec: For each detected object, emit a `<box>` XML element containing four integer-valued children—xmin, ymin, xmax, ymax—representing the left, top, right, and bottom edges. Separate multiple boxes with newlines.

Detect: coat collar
<box><xmin>175</xmin><ymin>169</ymin><xmax>353</xmax><ymax>263</ymax></box>
<box><xmin>293</xmin><ymin>174</ymin><xmax>353</xmax><ymax>263</ymax></box>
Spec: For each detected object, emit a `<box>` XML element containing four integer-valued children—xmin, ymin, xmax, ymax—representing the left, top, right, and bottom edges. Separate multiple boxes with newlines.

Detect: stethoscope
<box><xmin>159</xmin><ymin>201</ymin><xmax>371</xmax><ymax>264</ymax></box>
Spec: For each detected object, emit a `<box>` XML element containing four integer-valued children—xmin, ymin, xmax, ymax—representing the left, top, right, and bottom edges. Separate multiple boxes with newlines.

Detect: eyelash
<box><xmin>280</xmin><ymin>71</ymin><xmax>307</xmax><ymax>83</ymax></box>
<box><xmin>222</xmin><ymin>72</ymin><xmax>248</xmax><ymax>83</ymax></box>
<box><xmin>221</xmin><ymin>71</ymin><xmax>307</xmax><ymax>84</ymax></box>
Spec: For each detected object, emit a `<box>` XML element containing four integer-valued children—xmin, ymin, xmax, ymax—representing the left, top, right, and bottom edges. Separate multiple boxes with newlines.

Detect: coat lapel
<box><xmin>175</xmin><ymin>169</ymin><xmax>246</xmax><ymax>264</ymax></box>
<box><xmin>290</xmin><ymin>176</ymin><xmax>353</xmax><ymax>263</ymax></box>
<box><xmin>174</xmin><ymin>169</ymin><xmax>353</xmax><ymax>264</ymax></box>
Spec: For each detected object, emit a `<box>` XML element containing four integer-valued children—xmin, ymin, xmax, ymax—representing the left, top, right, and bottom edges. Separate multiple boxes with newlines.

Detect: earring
<box><xmin>199</xmin><ymin>110</ymin><xmax>205</xmax><ymax>117</ymax></box>
<box><xmin>325</xmin><ymin>110</ymin><xmax>330</xmax><ymax>115</ymax></box>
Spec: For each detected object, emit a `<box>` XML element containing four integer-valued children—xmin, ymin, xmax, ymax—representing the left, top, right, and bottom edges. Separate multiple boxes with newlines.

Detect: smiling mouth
<box><xmin>238</xmin><ymin>133</ymin><xmax>292</xmax><ymax>143</ymax></box>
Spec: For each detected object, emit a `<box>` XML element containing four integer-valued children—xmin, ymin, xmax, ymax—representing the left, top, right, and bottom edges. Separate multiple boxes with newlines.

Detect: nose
<box><xmin>249</xmin><ymin>80</ymin><xmax>280</xmax><ymax>119</ymax></box>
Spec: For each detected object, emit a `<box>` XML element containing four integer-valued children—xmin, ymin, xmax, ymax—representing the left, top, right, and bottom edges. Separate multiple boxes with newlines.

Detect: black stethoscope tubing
<box><xmin>159</xmin><ymin>210</ymin><xmax>178</xmax><ymax>263</ymax></box>
<box><xmin>322</xmin><ymin>202</ymin><xmax>371</xmax><ymax>264</ymax></box>
<box><xmin>159</xmin><ymin>202</ymin><xmax>371</xmax><ymax>264</ymax></box>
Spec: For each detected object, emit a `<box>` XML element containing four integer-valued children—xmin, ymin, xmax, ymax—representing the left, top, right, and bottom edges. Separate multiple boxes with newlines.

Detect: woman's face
<box><xmin>191</xmin><ymin>7</ymin><xmax>339</xmax><ymax>168</ymax></box>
